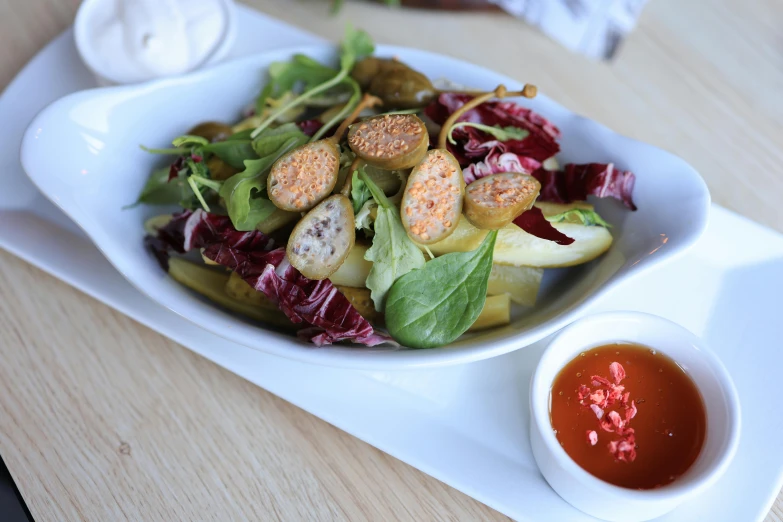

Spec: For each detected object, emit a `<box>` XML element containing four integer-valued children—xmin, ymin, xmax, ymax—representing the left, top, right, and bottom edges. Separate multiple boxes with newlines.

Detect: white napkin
<box><xmin>488</xmin><ymin>0</ymin><xmax>649</xmax><ymax>59</ymax></box>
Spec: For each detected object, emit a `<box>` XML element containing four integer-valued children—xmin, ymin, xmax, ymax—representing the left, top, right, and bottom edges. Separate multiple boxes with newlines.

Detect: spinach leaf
<box><xmin>447</xmin><ymin>122</ymin><xmax>530</xmax><ymax>145</ymax></box>
<box><xmin>359</xmin><ymin>169</ymin><xmax>426</xmax><ymax>312</ymax></box>
<box><xmin>350</xmin><ymin>170</ymin><xmax>372</xmax><ymax>214</ymax></box>
<box><xmin>546</xmin><ymin>208</ymin><xmax>611</xmax><ymax>228</ymax></box>
<box><xmin>219</xmin><ymin>126</ymin><xmax>308</xmax><ymax>231</ymax></box>
<box><xmin>384</xmin><ymin>230</ymin><xmax>498</xmax><ymax>348</ymax></box>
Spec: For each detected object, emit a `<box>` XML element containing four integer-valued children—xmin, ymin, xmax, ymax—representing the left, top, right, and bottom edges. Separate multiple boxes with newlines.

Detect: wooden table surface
<box><xmin>0</xmin><ymin>0</ymin><xmax>781</xmax><ymax>520</ymax></box>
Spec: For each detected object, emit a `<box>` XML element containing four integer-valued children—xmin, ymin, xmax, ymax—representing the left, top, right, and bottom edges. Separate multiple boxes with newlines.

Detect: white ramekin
<box><xmin>529</xmin><ymin>311</ymin><xmax>741</xmax><ymax>522</ymax></box>
<box><xmin>74</xmin><ymin>0</ymin><xmax>237</xmax><ymax>86</ymax></box>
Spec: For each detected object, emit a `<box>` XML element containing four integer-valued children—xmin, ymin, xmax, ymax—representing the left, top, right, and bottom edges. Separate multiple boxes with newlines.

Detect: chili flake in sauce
<box><xmin>550</xmin><ymin>343</ymin><xmax>706</xmax><ymax>490</ymax></box>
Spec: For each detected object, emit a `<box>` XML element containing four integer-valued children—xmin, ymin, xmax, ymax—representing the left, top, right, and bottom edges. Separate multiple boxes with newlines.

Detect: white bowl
<box><xmin>20</xmin><ymin>45</ymin><xmax>710</xmax><ymax>369</ymax></box>
<box><xmin>74</xmin><ymin>0</ymin><xmax>237</xmax><ymax>86</ymax></box>
<box><xmin>529</xmin><ymin>312</ymin><xmax>740</xmax><ymax>521</ymax></box>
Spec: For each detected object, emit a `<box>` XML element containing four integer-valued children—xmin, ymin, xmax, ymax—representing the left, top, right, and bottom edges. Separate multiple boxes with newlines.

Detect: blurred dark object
<box><xmin>0</xmin><ymin>454</ymin><xmax>34</xmax><ymax>522</ymax></box>
<box><xmin>399</xmin><ymin>0</ymin><xmax>500</xmax><ymax>9</ymax></box>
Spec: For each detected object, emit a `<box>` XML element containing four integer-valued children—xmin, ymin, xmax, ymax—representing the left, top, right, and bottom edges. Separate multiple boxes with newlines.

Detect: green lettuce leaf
<box><xmin>360</xmin><ymin>168</ymin><xmax>426</xmax><ymax>312</ymax></box>
<box><xmin>350</xmin><ymin>170</ymin><xmax>372</xmax><ymax>214</ymax></box>
<box><xmin>447</xmin><ymin>122</ymin><xmax>530</xmax><ymax>145</ymax></box>
<box><xmin>546</xmin><ymin>208</ymin><xmax>611</xmax><ymax>228</ymax></box>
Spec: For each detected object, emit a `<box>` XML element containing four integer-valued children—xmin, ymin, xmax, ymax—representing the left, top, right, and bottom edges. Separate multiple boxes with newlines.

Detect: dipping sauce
<box><xmin>550</xmin><ymin>343</ymin><xmax>706</xmax><ymax>489</ymax></box>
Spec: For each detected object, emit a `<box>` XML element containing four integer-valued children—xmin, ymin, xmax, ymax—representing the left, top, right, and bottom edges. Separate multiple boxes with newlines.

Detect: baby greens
<box><xmin>219</xmin><ymin>124</ymin><xmax>308</xmax><ymax>231</ymax></box>
<box><xmin>359</xmin><ymin>168</ymin><xmax>426</xmax><ymax>312</ymax></box>
<box><xmin>250</xmin><ymin>26</ymin><xmax>374</xmax><ymax>141</ymax></box>
<box><xmin>205</xmin><ymin>137</ymin><xmax>258</xmax><ymax>169</ymax></box>
<box><xmin>547</xmin><ymin>208</ymin><xmax>611</xmax><ymax>228</ymax></box>
<box><xmin>129</xmin><ymin>166</ymin><xmax>187</xmax><ymax>207</ymax></box>
<box><xmin>350</xmin><ymin>170</ymin><xmax>372</xmax><ymax>214</ymax></box>
<box><xmin>255</xmin><ymin>54</ymin><xmax>339</xmax><ymax>117</ymax></box>
<box><xmin>384</xmin><ymin>230</ymin><xmax>498</xmax><ymax>349</ymax></box>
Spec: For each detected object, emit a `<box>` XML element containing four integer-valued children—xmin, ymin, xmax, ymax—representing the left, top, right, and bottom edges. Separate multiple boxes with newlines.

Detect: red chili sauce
<box><xmin>549</xmin><ymin>343</ymin><xmax>706</xmax><ymax>489</ymax></box>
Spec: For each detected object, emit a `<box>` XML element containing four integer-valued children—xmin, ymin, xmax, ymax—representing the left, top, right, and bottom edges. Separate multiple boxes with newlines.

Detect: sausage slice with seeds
<box><xmin>287</xmin><ymin>195</ymin><xmax>356</xmax><ymax>280</ymax></box>
<box><xmin>348</xmin><ymin>114</ymin><xmax>429</xmax><ymax>170</ymax></box>
<box><xmin>401</xmin><ymin>149</ymin><xmax>464</xmax><ymax>244</ymax></box>
<box><xmin>464</xmin><ymin>172</ymin><xmax>540</xmax><ymax>229</ymax></box>
<box><xmin>267</xmin><ymin>140</ymin><xmax>341</xmax><ymax>212</ymax></box>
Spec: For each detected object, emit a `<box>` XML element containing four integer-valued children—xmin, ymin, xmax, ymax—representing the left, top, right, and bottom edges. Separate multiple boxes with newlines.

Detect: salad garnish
<box><xmin>136</xmin><ymin>27</ymin><xmax>637</xmax><ymax>349</ymax></box>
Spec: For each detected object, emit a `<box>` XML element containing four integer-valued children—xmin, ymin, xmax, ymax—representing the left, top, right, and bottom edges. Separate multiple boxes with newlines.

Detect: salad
<box><xmin>139</xmin><ymin>28</ymin><xmax>636</xmax><ymax>349</ymax></box>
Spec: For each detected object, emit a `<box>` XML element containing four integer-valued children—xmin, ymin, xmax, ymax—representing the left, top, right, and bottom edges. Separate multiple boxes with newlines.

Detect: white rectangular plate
<box><xmin>2</xmin><ymin>7</ymin><xmax>781</xmax><ymax>521</ymax></box>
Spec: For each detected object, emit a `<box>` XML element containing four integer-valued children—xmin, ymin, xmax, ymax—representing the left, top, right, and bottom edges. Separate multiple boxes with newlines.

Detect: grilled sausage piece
<box><xmin>347</xmin><ymin>113</ymin><xmax>429</xmax><ymax>170</ymax></box>
<box><xmin>268</xmin><ymin>140</ymin><xmax>341</xmax><ymax>212</ymax></box>
<box><xmin>286</xmin><ymin>195</ymin><xmax>356</xmax><ymax>280</ymax></box>
<box><xmin>464</xmin><ymin>172</ymin><xmax>540</xmax><ymax>230</ymax></box>
<box><xmin>400</xmin><ymin>149</ymin><xmax>464</xmax><ymax>244</ymax></box>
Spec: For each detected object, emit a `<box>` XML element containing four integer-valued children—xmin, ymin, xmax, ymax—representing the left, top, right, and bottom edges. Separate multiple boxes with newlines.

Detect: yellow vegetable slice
<box><xmin>468</xmin><ymin>294</ymin><xmax>511</xmax><ymax>332</ymax></box>
<box><xmin>423</xmin><ymin>210</ymin><xmax>612</xmax><ymax>268</ymax></box>
<box><xmin>329</xmin><ymin>243</ymin><xmax>372</xmax><ymax>288</ymax></box>
<box><xmin>168</xmin><ymin>258</ymin><xmax>292</xmax><ymax>329</ymax></box>
<box><xmin>487</xmin><ymin>264</ymin><xmax>544</xmax><ymax>306</ymax></box>
<box><xmin>256</xmin><ymin>208</ymin><xmax>300</xmax><ymax>235</ymax></box>
<box><xmin>335</xmin><ymin>286</ymin><xmax>379</xmax><ymax>322</ymax></box>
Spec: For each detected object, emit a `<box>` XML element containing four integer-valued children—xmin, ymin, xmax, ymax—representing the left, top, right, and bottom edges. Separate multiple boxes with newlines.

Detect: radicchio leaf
<box><xmin>147</xmin><ymin>209</ymin><xmax>391</xmax><ymax>346</ymax></box>
<box><xmin>168</xmin><ymin>155</ymin><xmax>187</xmax><ymax>182</ymax></box>
<box><xmin>533</xmin><ymin>163</ymin><xmax>637</xmax><ymax>210</ymax></box>
<box><xmin>463</xmin><ymin>150</ymin><xmax>542</xmax><ymax>184</ymax></box>
<box><xmin>297</xmin><ymin>118</ymin><xmax>325</xmax><ymax>137</ymax></box>
<box><xmin>512</xmin><ymin>207</ymin><xmax>575</xmax><ymax>246</ymax></box>
<box><xmin>424</xmin><ymin>93</ymin><xmax>561</xmax><ymax>166</ymax></box>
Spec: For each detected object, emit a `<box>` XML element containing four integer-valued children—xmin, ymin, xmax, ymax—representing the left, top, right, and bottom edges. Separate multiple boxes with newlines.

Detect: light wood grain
<box><xmin>0</xmin><ymin>0</ymin><xmax>780</xmax><ymax>521</ymax></box>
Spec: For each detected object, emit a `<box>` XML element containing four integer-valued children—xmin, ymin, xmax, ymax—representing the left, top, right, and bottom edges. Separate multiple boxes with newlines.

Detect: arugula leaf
<box><xmin>203</xmin><ymin>140</ymin><xmax>257</xmax><ymax>169</ymax></box>
<box><xmin>340</xmin><ymin>24</ymin><xmax>375</xmax><ymax>69</ymax></box>
<box><xmin>255</xmin><ymin>54</ymin><xmax>339</xmax><ymax>117</ymax></box>
<box><xmin>187</xmin><ymin>176</ymin><xmax>212</xmax><ymax>211</ymax></box>
<box><xmin>140</xmin><ymin>145</ymin><xmax>187</xmax><ymax>155</ymax></box>
<box><xmin>251</xmin><ymin>123</ymin><xmax>308</xmax><ymax>157</ymax></box>
<box><xmin>546</xmin><ymin>208</ymin><xmax>611</xmax><ymax>228</ymax></box>
<box><xmin>359</xmin><ymin>169</ymin><xmax>426</xmax><ymax>312</ymax></box>
<box><xmin>128</xmin><ymin>166</ymin><xmax>187</xmax><ymax>207</ymax></box>
<box><xmin>251</xmin><ymin>27</ymin><xmax>374</xmax><ymax>139</ymax></box>
<box><xmin>447</xmin><ymin>122</ymin><xmax>530</xmax><ymax>145</ymax></box>
<box><xmin>350</xmin><ymin>171</ymin><xmax>372</xmax><ymax>214</ymax></box>
<box><xmin>172</xmin><ymin>135</ymin><xmax>210</xmax><ymax>148</ymax></box>
<box><xmin>228</xmin><ymin>129</ymin><xmax>255</xmax><ymax>140</ymax></box>
<box><xmin>384</xmin><ymin>230</ymin><xmax>498</xmax><ymax>349</ymax></box>
<box><xmin>219</xmin><ymin>126</ymin><xmax>308</xmax><ymax>231</ymax></box>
